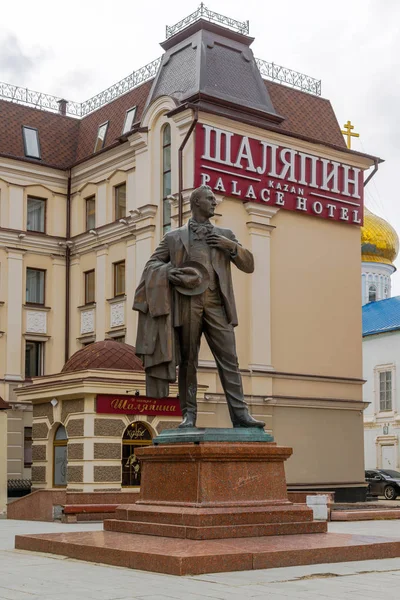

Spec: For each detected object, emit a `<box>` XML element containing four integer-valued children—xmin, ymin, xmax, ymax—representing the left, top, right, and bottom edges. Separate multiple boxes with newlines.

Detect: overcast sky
<box><xmin>1</xmin><ymin>0</ymin><xmax>399</xmax><ymax>291</ymax></box>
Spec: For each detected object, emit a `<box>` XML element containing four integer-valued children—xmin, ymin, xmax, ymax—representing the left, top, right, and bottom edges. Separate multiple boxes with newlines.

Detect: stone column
<box><xmin>5</xmin><ymin>248</ymin><xmax>25</xmax><ymax>381</ymax></box>
<box><xmin>8</xmin><ymin>186</ymin><xmax>24</xmax><ymax>230</ymax></box>
<box><xmin>69</xmin><ymin>254</ymin><xmax>81</xmax><ymax>356</ymax></box>
<box><xmin>49</xmin><ymin>255</ymin><xmax>66</xmax><ymax>374</ymax></box>
<box><xmin>244</xmin><ymin>203</ymin><xmax>279</xmax><ymax>372</ymax></box>
<box><xmin>95</xmin><ymin>245</ymin><xmax>109</xmax><ymax>341</ymax></box>
<box><xmin>96</xmin><ymin>183</ymin><xmax>108</xmax><ymax>228</ymax></box>
<box><xmin>125</xmin><ymin>238</ymin><xmax>137</xmax><ymax>345</ymax></box>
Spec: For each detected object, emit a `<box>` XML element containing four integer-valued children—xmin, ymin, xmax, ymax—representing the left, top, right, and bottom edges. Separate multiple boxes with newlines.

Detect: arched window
<box><xmin>53</xmin><ymin>424</ymin><xmax>68</xmax><ymax>487</ymax></box>
<box><xmin>122</xmin><ymin>422</ymin><xmax>152</xmax><ymax>487</ymax></box>
<box><xmin>162</xmin><ymin>124</ymin><xmax>172</xmax><ymax>235</ymax></box>
<box><xmin>384</xmin><ymin>286</ymin><xmax>389</xmax><ymax>298</ymax></box>
<box><xmin>369</xmin><ymin>285</ymin><xmax>377</xmax><ymax>303</ymax></box>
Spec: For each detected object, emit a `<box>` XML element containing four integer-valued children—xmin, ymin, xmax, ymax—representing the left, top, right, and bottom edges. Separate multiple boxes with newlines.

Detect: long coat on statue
<box><xmin>133</xmin><ymin>223</ymin><xmax>254</xmax><ymax>397</ymax></box>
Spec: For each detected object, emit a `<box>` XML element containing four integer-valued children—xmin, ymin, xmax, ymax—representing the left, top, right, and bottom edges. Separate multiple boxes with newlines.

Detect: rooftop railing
<box><xmin>0</xmin><ymin>6</ymin><xmax>321</xmax><ymax>118</ymax></box>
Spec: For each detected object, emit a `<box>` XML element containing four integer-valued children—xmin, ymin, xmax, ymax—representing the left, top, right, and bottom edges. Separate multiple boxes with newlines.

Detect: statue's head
<box><xmin>189</xmin><ymin>185</ymin><xmax>217</xmax><ymax>220</ymax></box>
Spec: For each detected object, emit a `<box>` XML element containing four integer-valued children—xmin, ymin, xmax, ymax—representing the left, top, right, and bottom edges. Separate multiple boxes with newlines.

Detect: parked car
<box><xmin>365</xmin><ymin>469</ymin><xmax>400</xmax><ymax>500</ymax></box>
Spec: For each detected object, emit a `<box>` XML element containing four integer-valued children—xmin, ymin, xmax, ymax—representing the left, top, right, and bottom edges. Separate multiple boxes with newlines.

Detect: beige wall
<box><xmin>1</xmin><ymin>96</ymin><xmax>372</xmax><ymax>493</ymax></box>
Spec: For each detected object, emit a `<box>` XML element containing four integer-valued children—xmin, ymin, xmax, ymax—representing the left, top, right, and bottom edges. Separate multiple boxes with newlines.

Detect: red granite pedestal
<box><xmin>15</xmin><ymin>442</ymin><xmax>400</xmax><ymax>575</ymax></box>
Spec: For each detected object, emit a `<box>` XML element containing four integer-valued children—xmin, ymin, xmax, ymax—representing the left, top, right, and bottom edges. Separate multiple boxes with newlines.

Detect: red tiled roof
<box><xmin>75</xmin><ymin>80</ymin><xmax>153</xmax><ymax>162</ymax></box>
<box><xmin>0</xmin><ymin>78</ymin><xmax>348</xmax><ymax>169</ymax></box>
<box><xmin>61</xmin><ymin>340</ymin><xmax>144</xmax><ymax>373</ymax></box>
<box><xmin>266</xmin><ymin>80</ymin><xmax>347</xmax><ymax>149</ymax></box>
<box><xmin>0</xmin><ymin>100</ymin><xmax>80</xmax><ymax>168</ymax></box>
<box><xmin>0</xmin><ymin>397</ymin><xmax>10</xmax><ymax>409</ymax></box>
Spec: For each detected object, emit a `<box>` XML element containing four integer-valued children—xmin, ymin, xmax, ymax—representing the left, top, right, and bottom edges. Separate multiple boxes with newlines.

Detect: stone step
<box><xmin>104</xmin><ymin>517</ymin><xmax>327</xmax><ymax>539</ymax></box>
<box><xmin>115</xmin><ymin>502</ymin><xmax>315</xmax><ymax>526</ymax></box>
<box><xmin>15</xmin><ymin>530</ymin><xmax>400</xmax><ymax>576</ymax></box>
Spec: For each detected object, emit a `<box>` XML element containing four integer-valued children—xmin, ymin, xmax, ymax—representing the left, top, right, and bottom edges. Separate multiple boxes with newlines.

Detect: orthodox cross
<box><xmin>341</xmin><ymin>120</ymin><xmax>359</xmax><ymax>149</ymax></box>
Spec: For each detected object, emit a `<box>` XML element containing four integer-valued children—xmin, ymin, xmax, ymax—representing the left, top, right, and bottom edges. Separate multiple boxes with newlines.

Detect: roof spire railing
<box><xmin>165</xmin><ymin>3</ymin><xmax>249</xmax><ymax>39</ymax></box>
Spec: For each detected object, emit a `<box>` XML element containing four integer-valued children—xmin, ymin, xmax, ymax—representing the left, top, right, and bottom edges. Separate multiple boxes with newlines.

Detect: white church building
<box><xmin>362</xmin><ymin>207</ymin><xmax>400</xmax><ymax>470</ymax></box>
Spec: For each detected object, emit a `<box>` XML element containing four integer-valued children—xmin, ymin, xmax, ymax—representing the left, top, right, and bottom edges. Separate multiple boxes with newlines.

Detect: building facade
<box><xmin>2</xmin><ymin>8</ymin><xmax>380</xmax><ymax>500</ymax></box>
<box><xmin>362</xmin><ymin>209</ymin><xmax>400</xmax><ymax>471</ymax></box>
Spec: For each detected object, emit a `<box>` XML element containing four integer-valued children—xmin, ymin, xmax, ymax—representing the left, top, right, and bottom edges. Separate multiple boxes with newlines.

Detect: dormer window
<box><xmin>22</xmin><ymin>126</ymin><xmax>41</xmax><ymax>159</ymax></box>
<box><xmin>122</xmin><ymin>107</ymin><xmax>137</xmax><ymax>135</ymax></box>
<box><xmin>94</xmin><ymin>122</ymin><xmax>109</xmax><ymax>153</ymax></box>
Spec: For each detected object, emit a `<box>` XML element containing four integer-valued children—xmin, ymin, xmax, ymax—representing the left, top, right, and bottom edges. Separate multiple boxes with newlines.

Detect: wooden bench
<box><xmin>62</xmin><ymin>504</ymin><xmax>120</xmax><ymax>523</ymax></box>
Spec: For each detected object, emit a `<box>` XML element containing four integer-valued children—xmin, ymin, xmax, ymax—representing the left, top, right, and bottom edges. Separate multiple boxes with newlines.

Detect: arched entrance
<box><xmin>122</xmin><ymin>422</ymin><xmax>152</xmax><ymax>487</ymax></box>
<box><xmin>53</xmin><ymin>424</ymin><xmax>68</xmax><ymax>487</ymax></box>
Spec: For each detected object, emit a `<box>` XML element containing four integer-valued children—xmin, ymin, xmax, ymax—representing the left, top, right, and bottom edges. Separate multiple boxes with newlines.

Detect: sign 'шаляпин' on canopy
<box><xmin>194</xmin><ymin>124</ymin><xmax>364</xmax><ymax>225</ymax></box>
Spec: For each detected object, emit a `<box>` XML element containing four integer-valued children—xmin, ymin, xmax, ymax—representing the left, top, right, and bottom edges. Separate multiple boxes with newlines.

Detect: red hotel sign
<box><xmin>194</xmin><ymin>123</ymin><xmax>364</xmax><ymax>225</ymax></box>
<box><xmin>96</xmin><ymin>395</ymin><xmax>182</xmax><ymax>416</ymax></box>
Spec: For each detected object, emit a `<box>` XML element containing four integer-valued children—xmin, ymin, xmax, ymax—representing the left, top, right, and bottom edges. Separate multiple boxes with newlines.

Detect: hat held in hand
<box><xmin>174</xmin><ymin>261</ymin><xmax>210</xmax><ymax>296</ymax></box>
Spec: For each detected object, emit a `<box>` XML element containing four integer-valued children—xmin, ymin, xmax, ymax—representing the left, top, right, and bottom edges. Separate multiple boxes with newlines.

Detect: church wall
<box><xmin>363</xmin><ymin>331</ymin><xmax>400</xmax><ymax>470</ymax></box>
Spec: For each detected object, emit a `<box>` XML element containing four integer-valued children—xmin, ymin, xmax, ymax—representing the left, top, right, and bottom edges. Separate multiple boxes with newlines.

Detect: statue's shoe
<box><xmin>233</xmin><ymin>415</ymin><xmax>265</xmax><ymax>428</ymax></box>
<box><xmin>178</xmin><ymin>414</ymin><xmax>197</xmax><ymax>429</ymax></box>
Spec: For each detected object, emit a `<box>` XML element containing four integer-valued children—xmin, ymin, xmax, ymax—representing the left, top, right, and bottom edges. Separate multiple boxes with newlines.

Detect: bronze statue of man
<box><xmin>133</xmin><ymin>185</ymin><xmax>264</xmax><ymax>429</ymax></box>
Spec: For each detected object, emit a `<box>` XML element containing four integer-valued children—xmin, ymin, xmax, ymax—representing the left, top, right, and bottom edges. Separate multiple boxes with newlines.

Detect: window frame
<box><xmin>84</xmin><ymin>269</ymin><xmax>95</xmax><ymax>305</ymax></box>
<box><xmin>27</xmin><ymin>195</ymin><xmax>46</xmax><ymax>233</ymax></box>
<box><xmin>22</xmin><ymin>126</ymin><xmax>41</xmax><ymax>159</ymax></box>
<box><xmin>114</xmin><ymin>183</ymin><xmax>127</xmax><ymax>221</ymax></box>
<box><xmin>113</xmin><ymin>260</ymin><xmax>126</xmax><ymax>297</ymax></box>
<box><xmin>85</xmin><ymin>195</ymin><xmax>96</xmax><ymax>231</ymax></box>
<box><xmin>26</xmin><ymin>267</ymin><xmax>46</xmax><ymax>306</ymax></box>
<box><xmin>24</xmin><ymin>426</ymin><xmax>33</xmax><ymax>468</ymax></box>
<box><xmin>374</xmin><ymin>364</ymin><xmax>396</xmax><ymax>414</ymax></box>
<box><xmin>368</xmin><ymin>284</ymin><xmax>377</xmax><ymax>303</ymax></box>
<box><xmin>94</xmin><ymin>121</ymin><xmax>109</xmax><ymax>153</ymax></box>
<box><xmin>25</xmin><ymin>340</ymin><xmax>44</xmax><ymax>378</ymax></box>
<box><xmin>122</xmin><ymin>106</ymin><xmax>137</xmax><ymax>135</ymax></box>
<box><xmin>162</xmin><ymin>123</ymin><xmax>172</xmax><ymax>235</ymax></box>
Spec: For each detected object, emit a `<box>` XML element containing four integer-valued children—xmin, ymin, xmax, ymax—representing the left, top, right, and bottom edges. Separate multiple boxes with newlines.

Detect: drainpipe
<box><xmin>364</xmin><ymin>159</ymin><xmax>379</xmax><ymax>188</ymax></box>
<box><xmin>178</xmin><ymin>108</ymin><xmax>198</xmax><ymax>227</ymax></box>
<box><xmin>65</xmin><ymin>169</ymin><xmax>72</xmax><ymax>363</ymax></box>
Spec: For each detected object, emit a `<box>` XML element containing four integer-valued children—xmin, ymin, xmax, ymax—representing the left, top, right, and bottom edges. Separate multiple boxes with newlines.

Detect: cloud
<box><xmin>0</xmin><ymin>30</ymin><xmax>50</xmax><ymax>84</ymax></box>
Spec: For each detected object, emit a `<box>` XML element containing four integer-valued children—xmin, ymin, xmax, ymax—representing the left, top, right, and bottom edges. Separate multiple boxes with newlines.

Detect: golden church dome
<box><xmin>361</xmin><ymin>207</ymin><xmax>399</xmax><ymax>266</ymax></box>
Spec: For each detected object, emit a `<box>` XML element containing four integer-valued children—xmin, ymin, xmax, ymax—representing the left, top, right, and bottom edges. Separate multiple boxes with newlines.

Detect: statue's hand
<box><xmin>206</xmin><ymin>233</ymin><xmax>236</xmax><ymax>253</ymax></box>
<box><xmin>168</xmin><ymin>267</ymin><xmax>184</xmax><ymax>285</ymax></box>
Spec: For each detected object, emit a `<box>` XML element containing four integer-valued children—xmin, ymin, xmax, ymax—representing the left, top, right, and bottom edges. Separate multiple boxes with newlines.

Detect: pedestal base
<box><xmin>15</xmin><ymin>440</ymin><xmax>400</xmax><ymax>574</ymax></box>
<box><xmin>15</xmin><ymin>531</ymin><xmax>400</xmax><ymax>576</ymax></box>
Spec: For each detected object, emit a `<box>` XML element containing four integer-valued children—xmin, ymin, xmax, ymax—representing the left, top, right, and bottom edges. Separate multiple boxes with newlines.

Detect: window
<box><xmin>22</xmin><ymin>126</ymin><xmax>41</xmax><ymax>159</ymax></box>
<box><xmin>26</xmin><ymin>268</ymin><xmax>45</xmax><ymax>305</ymax></box>
<box><xmin>369</xmin><ymin>285</ymin><xmax>377</xmax><ymax>302</ymax></box>
<box><xmin>114</xmin><ymin>261</ymin><xmax>125</xmax><ymax>296</ymax></box>
<box><xmin>379</xmin><ymin>371</ymin><xmax>392</xmax><ymax>411</ymax></box>
<box><xmin>114</xmin><ymin>335</ymin><xmax>125</xmax><ymax>343</ymax></box>
<box><xmin>94</xmin><ymin>122</ymin><xmax>108</xmax><ymax>152</ymax></box>
<box><xmin>162</xmin><ymin>124</ymin><xmax>172</xmax><ymax>235</ymax></box>
<box><xmin>24</xmin><ymin>427</ymin><xmax>32</xmax><ymax>468</ymax></box>
<box><xmin>53</xmin><ymin>424</ymin><xmax>68</xmax><ymax>487</ymax></box>
<box><xmin>115</xmin><ymin>184</ymin><xmax>126</xmax><ymax>220</ymax></box>
<box><xmin>27</xmin><ymin>196</ymin><xmax>45</xmax><ymax>232</ymax></box>
<box><xmin>25</xmin><ymin>341</ymin><xmax>44</xmax><ymax>378</ymax></box>
<box><xmin>85</xmin><ymin>270</ymin><xmax>95</xmax><ymax>304</ymax></box>
<box><xmin>122</xmin><ymin>106</ymin><xmax>137</xmax><ymax>135</ymax></box>
<box><xmin>85</xmin><ymin>196</ymin><xmax>96</xmax><ymax>231</ymax></box>
<box><xmin>384</xmin><ymin>286</ymin><xmax>389</xmax><ymax>298</ymax></box>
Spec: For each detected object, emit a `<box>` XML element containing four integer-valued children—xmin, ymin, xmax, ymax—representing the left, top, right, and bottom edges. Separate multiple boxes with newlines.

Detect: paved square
<box><xmin>1</xmin><ymin>519</ymin><xmax>400</xmax><ymax>599</ymax></box>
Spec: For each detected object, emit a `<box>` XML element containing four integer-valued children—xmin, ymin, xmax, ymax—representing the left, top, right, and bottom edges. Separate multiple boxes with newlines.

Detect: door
<box><xmin>382</xmin><ymin>445</ymin><xmax>396</xmax><ymax>469</ymax></box>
